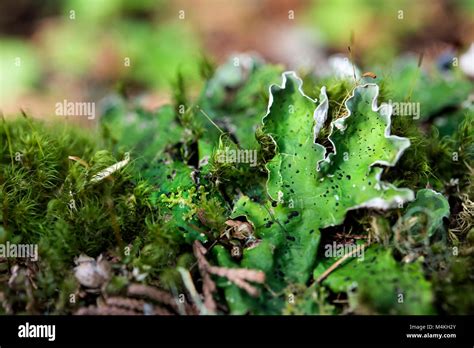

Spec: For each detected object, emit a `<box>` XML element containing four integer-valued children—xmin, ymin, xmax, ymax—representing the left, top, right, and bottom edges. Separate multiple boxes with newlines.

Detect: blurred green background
<box><xmin>1</xmin><ymin>0</ymin><xmax>473</xmax><ymax>118</ymax></box>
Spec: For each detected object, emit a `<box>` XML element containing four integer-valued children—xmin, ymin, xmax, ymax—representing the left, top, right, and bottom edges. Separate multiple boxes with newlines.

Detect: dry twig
<box><xmin>127</xmin><ymin>283</ymin><xmax>177</xmax><ymax>310</ymax></box>
<box><xmin>316</xmin><ymin>243</ymin><xmax>369</xmax><ymax>284</ymax></box>
<box><xmin>75</xmin><ymin>305</ymin><xmax>140</xmax><ymax>315</ymax></box>
<box><xmin>193</xmin><ymin>241</ymin><xmax>217</xmax><ymax>313</ymax></box>
<box><xmin>193</xmin><ymin>241</ymin><xmax>265</xmax><ymax>298</ymax></box>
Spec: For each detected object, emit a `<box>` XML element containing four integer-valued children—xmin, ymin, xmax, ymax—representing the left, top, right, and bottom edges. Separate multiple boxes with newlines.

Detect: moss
<box><xmin>1</xmin><ymin>116</ymin><xmax>97</xmax><ymax>241</ymax></box>
<box><xmin>433</xmin><ymin>253</ymin><xmax>474</xmax><ymax>315</ymax></box>
<box><xmin>1</xmin><ymin>116</ymin><xmax>172</xmax><ymax>313</ymax></box>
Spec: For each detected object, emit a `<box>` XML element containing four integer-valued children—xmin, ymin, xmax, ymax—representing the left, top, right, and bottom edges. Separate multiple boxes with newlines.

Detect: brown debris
<box><xmin>316</xmin><ymin>242</ymin><xmax>369</xmax><ymax>284</ymax></box>
<box><xmin>75</xmin><ymin>305</ymin><xmax>140</xmax><ymax>316</ymax></box>
<box><xmin>193</xmin><ymin>241</ymin><xmax>217</xmax><ymax>313</ymax></box>
<box><xmin>152</xmin><ymin>306</ymin><xmax>174</xmax><ymax>316</ymax></box>
<box><xmin>7</xmin><ymin>264</ymin><xmax>38</xmax><ymax>314</ymax></box>
<box><xmin>224</xmin><ymin>219</ymin><xmax>254</xmax><ymax>240</ymax></box>
<box><xmin>193</xmin><ymin>240</ymin><xmax>265</xmax><ymax>298</ymax></box>
<box><xmin>68</xmin><ymin>155</ymin><xmax>90</xmax><ymax>169</ymax></box>
<box><xmin>127</xmin><ymin>283</ymin><xmax>177</xmax><ymax>310</ymax></box>
<box><xmin>75</xmin><ymin>295</ymin><xmax>175</xmax><ymax>316</ymax></box>
<box><xmin>208</xmin><ymin>266</ymin><xmax>265</xmax><ymax>297</ymax></box>
<box><xmin>105</xmin><ymin>297</ymin><xmax>147</xmax><ymax>312</ymax></box>
<box><xmin>128</xmin><ymin>283</ymin><xmax>198</xmax><ymax>315</ymax></box>
<box><xmin>105</xmin><ymin>296</ymin><xmax>173</xmax><ymax>315</ymax></box>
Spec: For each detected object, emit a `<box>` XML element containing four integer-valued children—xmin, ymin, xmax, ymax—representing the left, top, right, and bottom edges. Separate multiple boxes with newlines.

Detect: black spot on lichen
<box><xmin>288</xmin><ymin>211</ymin><xmax>299</xmax><ymax>219</ymax></box>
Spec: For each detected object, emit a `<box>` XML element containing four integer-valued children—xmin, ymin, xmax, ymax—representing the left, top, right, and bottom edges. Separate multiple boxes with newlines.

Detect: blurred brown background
<box><xmin>1</xmin><ymin>0</ymin><xmax>473</xmax><ymax>119</ymax></box>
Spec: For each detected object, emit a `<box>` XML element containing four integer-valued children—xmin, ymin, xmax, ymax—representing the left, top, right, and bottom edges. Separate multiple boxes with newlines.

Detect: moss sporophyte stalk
<box><xmin>1</xmin><ymin>54</ymin><xmax>473</xmax><ymax>315</ymax></box>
